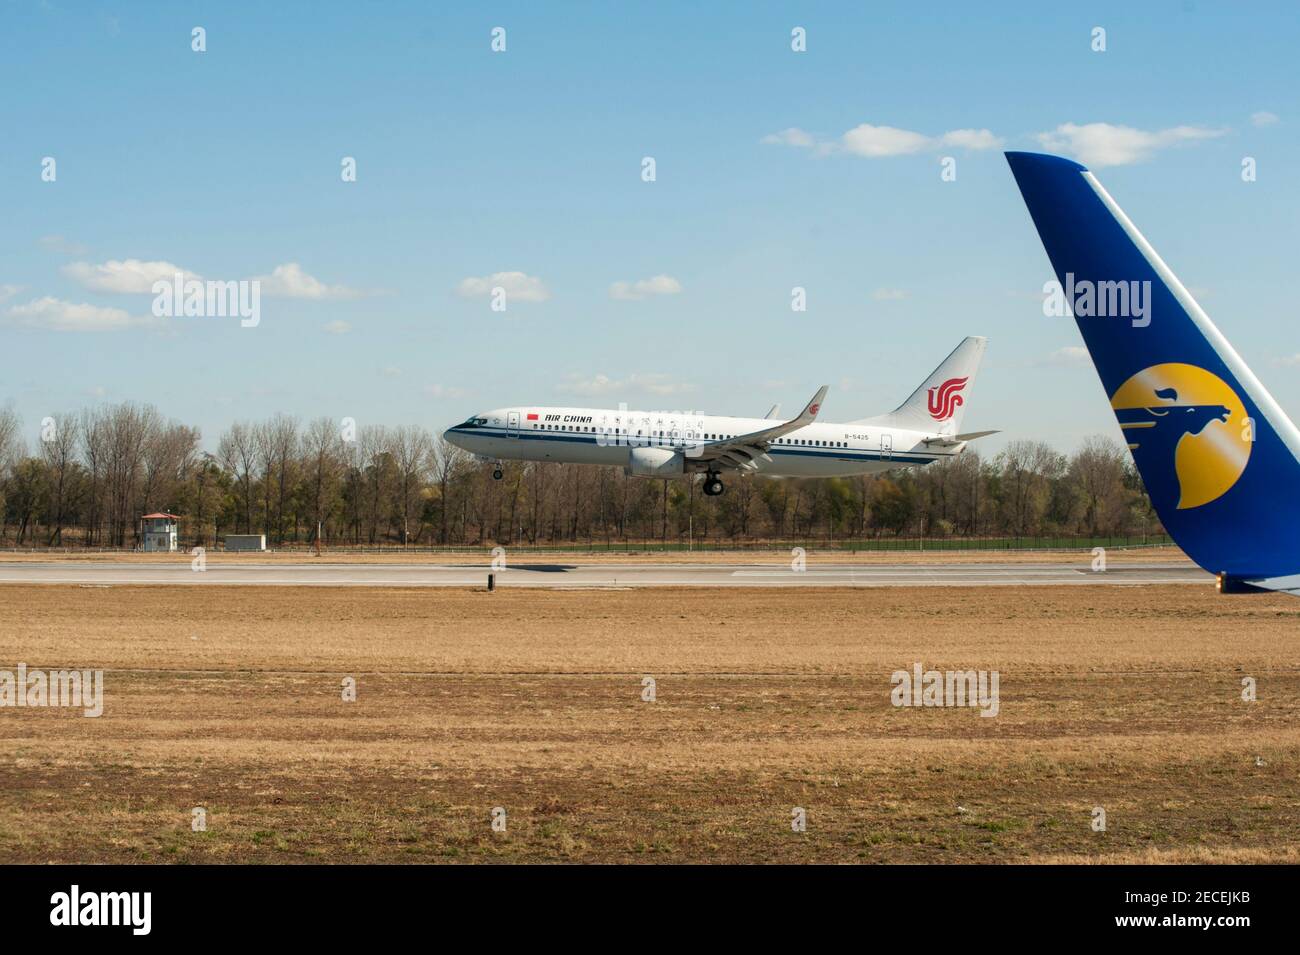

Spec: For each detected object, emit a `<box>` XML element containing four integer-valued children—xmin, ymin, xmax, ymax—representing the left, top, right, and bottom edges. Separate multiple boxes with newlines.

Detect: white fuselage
<box><xmin>444</xmin><ymin>405</ymin><xmax>957</xmax><ymax>478</ymax></box>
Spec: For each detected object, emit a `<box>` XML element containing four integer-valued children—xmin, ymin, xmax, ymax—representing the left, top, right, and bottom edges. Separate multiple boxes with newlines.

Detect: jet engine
<box><xmin>624</xmin><ymin>446</ymin><xmax>686</xmax><ymax>477</ymax></box>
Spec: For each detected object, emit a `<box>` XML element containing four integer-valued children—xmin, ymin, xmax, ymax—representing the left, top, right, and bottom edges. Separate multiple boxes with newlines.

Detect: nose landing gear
<box><xmin>492</xmin><ymin>464</ymin><xmax>504</xmax><ymax>480</ymax></box>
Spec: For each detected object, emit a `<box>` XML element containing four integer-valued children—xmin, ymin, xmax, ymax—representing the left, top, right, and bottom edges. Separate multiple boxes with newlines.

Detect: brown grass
<box><xmin>0</xmin><ymin>584</ymin><xmax>1295</xmax><ymax>863</ymax></box>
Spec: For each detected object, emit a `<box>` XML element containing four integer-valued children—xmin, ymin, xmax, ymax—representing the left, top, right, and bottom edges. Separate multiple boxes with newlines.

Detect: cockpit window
<box><xmin>460</xmin><ymin>416</ymin><xmax>487</xmax><ymax>428</ymax></box>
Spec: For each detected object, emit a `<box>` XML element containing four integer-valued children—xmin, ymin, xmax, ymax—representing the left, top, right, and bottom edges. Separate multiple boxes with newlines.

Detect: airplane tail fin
<box><xmin>1006</xmin><ymin>150</ymin><xmax>1300</xmax><ymax>585</ymax></box>
<box><xmin>851</xmin><ymin>336</ymin><xmax>987</xmax><ymax>434</ymax></box>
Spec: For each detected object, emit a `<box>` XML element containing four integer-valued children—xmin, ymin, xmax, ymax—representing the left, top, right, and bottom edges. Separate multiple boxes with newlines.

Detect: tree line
<box><xmin>0</xmin><ymin>402</ymin><xmax>1160</xmax><ymax>548</ymax></box>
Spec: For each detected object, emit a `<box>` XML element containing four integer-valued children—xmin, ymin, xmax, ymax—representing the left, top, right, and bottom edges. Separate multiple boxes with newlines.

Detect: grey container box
<box><xmin>224</xmin><ymin>534</ymin><xmax>267</xmax><ymax>552</ymax></box>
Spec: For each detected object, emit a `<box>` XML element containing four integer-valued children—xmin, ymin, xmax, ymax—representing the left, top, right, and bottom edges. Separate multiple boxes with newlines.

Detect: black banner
<box><xmin>0</xmin><ymin>864</ymin><xmax>1278</xmax><ymax>939</ymax></box>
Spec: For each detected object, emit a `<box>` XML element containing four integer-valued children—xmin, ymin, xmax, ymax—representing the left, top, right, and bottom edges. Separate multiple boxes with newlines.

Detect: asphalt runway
<box><xmin>0</xmin><ymin>560</ymin><xmax>1211</xmax><ymax>588</ymax></box>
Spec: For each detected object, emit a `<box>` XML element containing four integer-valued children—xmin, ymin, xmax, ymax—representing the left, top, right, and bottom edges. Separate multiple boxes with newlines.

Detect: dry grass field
<box><xmin>0</xmin><ymin>583</ymin><xmax>1297</xmax><ymax>863</ymax></box>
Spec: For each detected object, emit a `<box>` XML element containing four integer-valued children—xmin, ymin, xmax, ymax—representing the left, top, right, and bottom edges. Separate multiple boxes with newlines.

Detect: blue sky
<box><xmin>2</xmin><ymin>0</ymin><xmax>1297</xmax><ymax>454</ymax></box>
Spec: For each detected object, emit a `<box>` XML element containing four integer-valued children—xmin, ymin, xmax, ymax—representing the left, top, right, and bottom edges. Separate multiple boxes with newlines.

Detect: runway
<box><xmin>0</xmin><ymin>560</ymin><xmax>1212</xmax><ymax>588</ymax></box>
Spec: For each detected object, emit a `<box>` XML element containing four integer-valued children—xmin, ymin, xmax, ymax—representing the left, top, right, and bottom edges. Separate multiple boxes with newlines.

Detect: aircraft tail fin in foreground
<box><xmin>1005</xmin><ymin>150</ymin><xmax>1300</xmax><ymax>591</ymax></box>
<box><xmin>852</xmin><ymin>336</ymin><xmax>987</xmax><ymax>434</ymax></box>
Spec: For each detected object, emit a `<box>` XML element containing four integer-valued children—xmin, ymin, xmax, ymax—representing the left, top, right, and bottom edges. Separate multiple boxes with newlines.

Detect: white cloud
<box><xmin>456</xmin><ymin>271</ymin><xmax>550</xmax><ymax>303</ymax></box>
<box><xmin>423</xmin><ymin>383</ymin><xmax>467</xmax><ymax>399</ymax></box>
<box><xmin>1043</xmin><ymin>346</ymin><xmax>1090</xmax><ymax>367</ymax></box>
<box><xmin>323</xmin><ymin>320</ymin><xmax>351</xmax><ymax>334</ymax></box>
<box><xmin>1251</xmin><ymin>111</ymin><xmax>1279</xmax><ymax>128</ymax></box>
<box><xmin>760</xmin><ymin>127</ymin><xmax>817</xmax><ymax>148</ymax></box>
<box><xmin>609</xmin><ymin>274</ymin><xmax>683</xmax><ymax>301</ymax></box>
<box><xmin>872</xmin><ymin>288</ymin><xmax>908</xmax><ymax>301</ymax></box>
<box><xmin>6</xmin><ymin>296</ymin><xmax>153</xmax><ymax>332</ymax></box>
<box><xmin>841</xmin><ymin>124</ymin><xmax>934</xmax><ymax>157</ymax></box>
<box><xmin>64</xmin><ymin>258</ymin><xmax>365</xmax><ymax>300</ymax></box>
<box><xmin>938</xmin><ymin>128</ymin><xmax>1003</xmax><ymax>150</ymax></box>
<box><xmin>1035</xmin><ymin>122</ymin><xmax>1227</xmax><ymax>168</ymax></box>
<box><xmin>0</xmin><ymin>284</ymin><xmax>22</xmax><ymax>303</ymax></box>
<box><xmin>1274</xmin><ymin>353</ymin><xmax>1300</xmax><ymax>367</ymax></box>
<box><xmin>380</xmin><ymin>366</ymin><xmax>402</xmax><ymax>379</ymax></box>
<box><xmin>557</xmin><ymin>372</ymin><xmax>694</xmax><ymax>398</ymax></box>
<box><xmin>765</xmin><ymin>123</ymin><xmax>1003</xmax><ymax>158</ymax></box>
<box><xmin>63</xmin><ymin>258</ymin><xmax>199</xmax><ymax>294</ymax></box>
<box><xmin>255</xmin><ymin>262</ymin><xmax>362</xmax><ymax>300</ymax></box>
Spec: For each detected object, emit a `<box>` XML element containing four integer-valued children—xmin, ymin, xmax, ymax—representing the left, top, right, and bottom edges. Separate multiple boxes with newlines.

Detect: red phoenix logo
<box><xmin>926</xmin><ymin>377</ymin><xmax>968</xmax><ymax>420</ymax></box>
<box><xmin>809</xmin><ymin>403</ymin><xmax>820</xmax><ymax>415</ymax></box>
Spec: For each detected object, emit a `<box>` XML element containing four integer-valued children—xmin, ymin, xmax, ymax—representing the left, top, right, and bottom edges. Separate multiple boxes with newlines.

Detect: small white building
<box><xmin>141</xmin><ymin>512</ymin><xmax>180</xmax><ymax>552</ymax></box>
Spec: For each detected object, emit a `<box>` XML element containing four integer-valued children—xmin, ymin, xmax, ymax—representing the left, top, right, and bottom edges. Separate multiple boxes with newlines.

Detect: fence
<box><xmin>1</xmin><ymin>533</ymin><xmax>1175</xmax><ymax>555</ymax></box>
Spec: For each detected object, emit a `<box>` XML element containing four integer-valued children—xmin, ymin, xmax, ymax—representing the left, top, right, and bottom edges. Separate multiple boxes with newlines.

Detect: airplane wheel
<box><xmin>704</xmin><ymin>477</ymin><xmax>724</xmax><ymax>496</ymax></box>
<box><xmin>492</xmin><ymin>468</ymin><xmax>503</xmax><ymax>480</ymax></box>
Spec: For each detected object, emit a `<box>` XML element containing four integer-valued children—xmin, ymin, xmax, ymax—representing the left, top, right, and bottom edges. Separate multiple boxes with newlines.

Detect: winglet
<box><xmin>694</xmin><ymin>385</ymin><xmax>830</xmax><ymax>462</ymax></box>
<box><xmin>797</xmin><ymin>386</ymin><xmax>829</xmax><ymax>424</ymax></box>
<box><xmin>763</xmin><ymin>403</ymin><xmax>781</xmax><ymax>420</ymax></box>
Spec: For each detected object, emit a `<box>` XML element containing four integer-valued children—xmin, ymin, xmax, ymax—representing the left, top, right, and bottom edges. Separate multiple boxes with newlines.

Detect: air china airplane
<box><xmin>443</xmin><ymin>337</ymin><xmax>994</xmax><ymax>497</ymax></box>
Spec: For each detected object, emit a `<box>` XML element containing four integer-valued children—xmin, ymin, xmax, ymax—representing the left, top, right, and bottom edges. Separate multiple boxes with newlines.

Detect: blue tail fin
<box><xmin>1005</xmin><ymin>151</ymin><xmax>1300</xmax><ymax>579</ymax></box>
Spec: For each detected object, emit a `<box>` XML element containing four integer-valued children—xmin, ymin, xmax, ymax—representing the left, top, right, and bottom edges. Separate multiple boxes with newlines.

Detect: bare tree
<box><xmin>431</xmin><ymin>436</ymin><xmax>468</xmax><ymax>544</ymax></box>
<box><xmin>996</xmin><ymin>440</ymin><xmax>1064</xmax><ymax>536</ymax></box>
<box><xmin>1069</xmin><ymin>435</ymin><xmax>1129</xmax><ymax>536</ymax></box>
<box><xmin>391</xmin><ymin>425</ymin><xmax>432</xmax><ymax>544</ymax></box>
<box><xmin>255</xmin><ymin>421</ymin><xmax>275</xmax><ymax>539</ymax></box>
<box><xmin>267</xmin><ymin>414</ymin><xmax>299</xmax><ymax>544</ymax></box>
<box><xmin>79</xmin><ymin>409</ymin><xmax>109</xmax><ymax>545</ymax></box>
<box><xmin>141</xmin><ymin>422</ymin><xmax>199</xmax><ymax>516</ymax></box>
<box><xmin>0</xmin><ymin>406</ymin><xmax>23</xmax><ymax>539</ymax></box>
<box><xmin>302</xmin><ymin>417</ymin><xmax>343</xmax><ymax>544</ymax></box>
<box><xmin>218</xmin><ymin>421</ymin><xmax>258</xmax><ymax>534</ymax></box>
<box><xmin>99</xmin><ymin>403</ymin><xmax>160</xmax><ymax>546</ymax></box>
<box><xmin>40</xmin><ymin>413</ymin><xmax>79</xmax><ymax>545</ymax></box>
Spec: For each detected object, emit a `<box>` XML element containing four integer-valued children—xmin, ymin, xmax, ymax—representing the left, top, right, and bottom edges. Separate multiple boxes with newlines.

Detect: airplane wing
<box><xmin>923</xmin><ymin>429</ymin><xmax>1000</xmax><ymax>447</ymax></box>
<box><xmin>691</xmin><ymin>386</ymin><xmax>828</xmax><ymax>471</ymax></box>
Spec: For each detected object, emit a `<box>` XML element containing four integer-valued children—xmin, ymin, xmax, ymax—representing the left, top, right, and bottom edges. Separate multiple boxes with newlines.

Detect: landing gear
<box><xmin>492</xmin><ymin>466</ymin><xmax>504</xmax><ymax>480</ymax></box>
<box><xmin>702</xmin><ymin>473</ymin><xmax>725</xmax><ymax>497</ymax></box>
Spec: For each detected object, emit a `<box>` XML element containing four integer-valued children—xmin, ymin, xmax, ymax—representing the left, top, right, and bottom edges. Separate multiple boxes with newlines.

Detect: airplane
<box><xmin>443</xmin><ymin>337</ymin><xmax>994</xmax><ymax>497</ymax></box>
<box><xmin>1007</xmin><ymin>150</ymin><xmax>1300</xmax><ymax>597</ymax></box>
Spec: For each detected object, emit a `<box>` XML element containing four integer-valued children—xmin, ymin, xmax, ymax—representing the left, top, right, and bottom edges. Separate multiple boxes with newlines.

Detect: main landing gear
<box><xmin>702</xmin><ymin>472</ymin><xmax>725</xmax><ymax>497</ymax></box>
